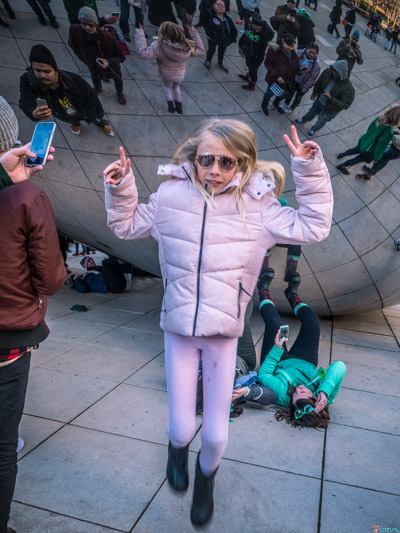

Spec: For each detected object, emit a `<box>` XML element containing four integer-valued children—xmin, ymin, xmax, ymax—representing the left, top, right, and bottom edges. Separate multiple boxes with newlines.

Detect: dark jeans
<box><xmin>26</xmin><ymin>0</ymin><xmax>56</xmax><ymax>20</ymax></box>
<box><xmin>245</xmin><ymin>55</ymin><xmax>263</xmax><ymax>83</ymax></box>
<box><xmin>237</xmin><ymin>299</ymin><xmax>256</xmax><ymax>370</ymax></box>
<box><xmin>284</xmin><ymin>82</ymin><xmax>304</xmax><ymax>111</ymax></box>
<box><xmin>206</xmin><ymin>40</ymin><xmax>227</xmax><ymax>64</ymax></box>
<box><xmin>0</xmin><ymin>353</ymin><xmax>31</xmax><ymax>533</ymax></box>
<box><xmin>331</xmin><ymin>23</ymin><xmax>340</xmax><ymax>38</ymax></box>
<box><xmin>301</xmin><ymin>99</ymin><xmax>337</xmax><ymax>132</ymax></box>
<box><xmin>1</xmin><ymin>0</ymin><xmax>12</xmax><ymax>11</ymax></box>
<box><xmin>90</xmin><ymin>70</ymin><xmax>123</xmax><ymax>94</ymax></box>
<box><xmin>345</xmin><ymin>23</ymin><xmax>353</xmax><ymax>39</ymax></box>
<box><xmin>260</xmin><ymin>303</ymin><xmax>320</xmax><ymax>366</ymax></box>
<box><xmin>370</xmin><ymin>145</ymin><xmax>400</xmax><ymax>175</ymax></box>
<box><xmin>340</xmin><ymin>145</ymin><xmax>365</xmax><ymax>168</ymax></box>
<box><xmin>261</xmin><ymin>86</ymin><xmax>282</xmax><ymax>111</ymax></box>
<box><xmin>119</xmin><ymin>0</ymin><xmax>143</xmax><ymax>35</ymax></box>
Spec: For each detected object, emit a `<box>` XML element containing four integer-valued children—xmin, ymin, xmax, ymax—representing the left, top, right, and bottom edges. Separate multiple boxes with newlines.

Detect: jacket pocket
<box><xmin>237</xmin><ymin>282</ymin><xmax>252</xmax><ymax>319</ymax></box>
<box><xmin>161</xmin><ymin>279</ymin><xmax>168</xmax><ymax>313</ymax></box>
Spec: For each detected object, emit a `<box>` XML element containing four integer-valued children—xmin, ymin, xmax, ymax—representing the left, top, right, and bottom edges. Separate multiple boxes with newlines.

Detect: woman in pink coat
<box><xmin>135</xmin><ymin>20</ymin><xmax>205</xmax><ymax>114</ymax></box>
<box><xmin>103</xmin><ymin>119</ymin><xmax>333</xmax><ymax>526</ymax></box>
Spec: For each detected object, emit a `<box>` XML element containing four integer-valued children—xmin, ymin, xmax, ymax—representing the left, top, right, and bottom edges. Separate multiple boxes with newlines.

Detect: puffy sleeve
<box><xmin>135</xmin><ymin>28</ymin><xmax>159</xmax><ymax>60</ymax></box>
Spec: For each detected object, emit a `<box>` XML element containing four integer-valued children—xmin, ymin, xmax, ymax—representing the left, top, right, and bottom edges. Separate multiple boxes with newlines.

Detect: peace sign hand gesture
<box><xmin>284</xmin><ymin>125</ymin><xmax>319</xmax><ymax>160</ymax></box>
<box><xmin>103</xmin><ymin>146</ymin><xmax>131</xmax><ymax>185</ymax></box>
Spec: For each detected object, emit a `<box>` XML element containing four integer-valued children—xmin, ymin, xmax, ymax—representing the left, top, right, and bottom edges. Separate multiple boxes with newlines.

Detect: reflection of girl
<box><xmin>103</xmin><ymin>119</ymin><xmax>333</xmax><ymax>526</ymax></box>
<box><xmin>233</xmin><ymin>273</ymin><xmax>346</xmax><ymax>429</ymax></box>
<box><xmin>135</xmin><ymin>20</ymin><xmax>205</xmax><ymax>114</ymax></box>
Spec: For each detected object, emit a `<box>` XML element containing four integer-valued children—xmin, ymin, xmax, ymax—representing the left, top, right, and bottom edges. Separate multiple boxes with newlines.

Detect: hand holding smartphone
<box><xmin>279</xmin><ymin>325</ymin><xmax>289</xmax><ymax>340</ymax></box>
<box><xmin>25</xmin><ymin>122</ymin><xmax>56</xmax><ymax>167</ymax></box>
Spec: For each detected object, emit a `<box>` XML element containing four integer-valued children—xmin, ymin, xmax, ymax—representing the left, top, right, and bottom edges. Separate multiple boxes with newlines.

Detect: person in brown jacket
<box><xmin>274</xmin><ymin>0</ymin><xmax>300</xmax><ymax>43</ymax></box>
<box><xmin>0</xmin><ymin>102</ymin><xmax>66</xmax><ymax>533</ymax></box>
<box><xmin>69</xmin><ymin>6</ymin><xmax>127</xmax><ymax>105</ymax></box>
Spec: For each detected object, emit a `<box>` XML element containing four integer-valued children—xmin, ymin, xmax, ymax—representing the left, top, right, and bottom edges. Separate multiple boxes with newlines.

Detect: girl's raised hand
<box><xmin>274</xmin><ymin>329</ymin><xmax>288</xmax><ymax>350</ymax></box>
<box><xmin>103</xmin><ymin>146</ymin><xmax>131</xmax><ymax>185</ymax></box>
<box><xmin>284</xmin><ymin>125</ymin><xmax>319</xmax><ymax>160</ymax></box>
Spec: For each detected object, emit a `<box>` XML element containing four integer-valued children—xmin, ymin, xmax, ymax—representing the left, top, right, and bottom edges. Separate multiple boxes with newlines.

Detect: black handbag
<box><xmin>327</xmin><ymin>23</ymin><xmax>333</xmax><ymax>34</ymax></box>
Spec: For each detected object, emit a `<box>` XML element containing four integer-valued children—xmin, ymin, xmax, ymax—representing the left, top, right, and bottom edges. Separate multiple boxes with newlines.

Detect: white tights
<box><xmin>162</xmin><ymin>82</ymin><xmax>182</xmax><ymax>102</ymax></box>
<box><xmin>164</xmin><ymin>332</ymin><xmax>238</xmax><ymax>476</ymax></box>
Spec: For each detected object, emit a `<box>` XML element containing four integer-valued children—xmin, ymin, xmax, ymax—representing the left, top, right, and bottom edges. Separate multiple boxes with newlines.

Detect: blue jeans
<box><xmin>301</xmin><ymin>99</ymin><xmax>337</xmax><ymax>132</ymax></box>
<box><xmin>119</xmin><ymin>0</ymin><xmax>143</xmax><ymax>36</ymax></box>
<box><xmin>390</xmin><ymin>39</ymin><xmax>397</xmax><ymax>53</ymax></box>
<box><xmin>370</xmin><ymin>145</ymin><xmax>400</xmax><ymax>175</ymax></box>
<box><xmin>385</xmin><ymin>38</ymin><xmax>392</xmax><ymax>48</ymax></box>
<box><xmin>340</xmin><ymin>145</ymin><xmax>365</xmax><ymax>168</ymax></box>
<box><xmin>0</xmin><ymin>353</ymin><xmax>31</xmax><ymax>533</ymax></box>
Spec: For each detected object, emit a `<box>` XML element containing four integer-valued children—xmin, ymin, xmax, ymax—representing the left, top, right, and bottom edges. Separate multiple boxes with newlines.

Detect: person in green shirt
<box><xmin>233</xmin><ymin>270</ymin><xmax>346</xmax><ymax>429</ymax></box>
<box><xmin>336</xmin><ymin>104</ymin><xmax>400</xmax><ymax>176</ymax></box>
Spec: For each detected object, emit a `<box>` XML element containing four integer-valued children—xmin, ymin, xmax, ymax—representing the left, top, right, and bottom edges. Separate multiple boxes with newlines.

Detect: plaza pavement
<box><xmin>1</xmin><ymin>0</ymin><xmax>400</xmax><ymax>531</ymax></box>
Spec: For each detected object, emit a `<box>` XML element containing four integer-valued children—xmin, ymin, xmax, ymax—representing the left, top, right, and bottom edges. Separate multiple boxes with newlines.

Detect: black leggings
<box><xmin>259</xmin><ymin>303</ymin><xmax>320</xmax><ymax>366</ymax></box>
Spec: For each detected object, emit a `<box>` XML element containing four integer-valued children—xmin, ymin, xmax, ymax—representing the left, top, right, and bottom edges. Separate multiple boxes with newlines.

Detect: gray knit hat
<box><xmin>0</xmin><ymin>96</ymin><xmax>19</xmax><ymax>153</ymax></box>
<box><xmin>78</xmin><ymin>6</ymin><xmax>99</xmax><ymax>25</ymax></box>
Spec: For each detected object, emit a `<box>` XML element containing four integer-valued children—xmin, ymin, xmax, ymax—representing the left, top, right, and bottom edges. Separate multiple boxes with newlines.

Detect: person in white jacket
<box><xmin>103</xmin><ymin>119</ymin><xmax>333</xmax><ymax>527</ymax></box>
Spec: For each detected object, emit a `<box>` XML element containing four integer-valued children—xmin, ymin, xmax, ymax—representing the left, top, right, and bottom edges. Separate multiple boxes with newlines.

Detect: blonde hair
<box><xmin>168</xmin><ymin>119</ymin><xmax>285</xmax><ymax>206</ymax></box>
<box><xmin>377</xmin><ymin>104</ymin><xmax>400</xmax><ymax>127</ymax></box>
<box><xmin>156</xmin><ymin>21</ymin><xmax>197</xmax><ymax>56</ymax></box>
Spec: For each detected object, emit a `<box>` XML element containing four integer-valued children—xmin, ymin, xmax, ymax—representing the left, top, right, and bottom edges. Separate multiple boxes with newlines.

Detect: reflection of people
<box><xmin>103</xmin><ymin>118</ymin><xmax>333</xmax><ymax>526</ymax></box>
<box><xmin>0</xmin><ymin>101</ymin><xmax>66</xmax><ymax>533</ymax></box>
<box><xmin>233</xmin><ymin>272</ymin><xmax>347</xmax><ymax>428</ymax></box>
<box><xmin>67</xmin><ymin>256</ymin><xmax>126</xmax><ymax>293</ymax></box>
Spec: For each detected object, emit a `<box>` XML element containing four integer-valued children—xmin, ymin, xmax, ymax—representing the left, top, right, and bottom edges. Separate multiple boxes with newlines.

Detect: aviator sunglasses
<box><xmin>195</xmin><ymin>153</ymin><xmax>238</xmax><ymax>172</ymax></box>
<box><xmin>294</xmin><ymin>404</ymin><xmax>315</xmax><ymax>420</ymax></box>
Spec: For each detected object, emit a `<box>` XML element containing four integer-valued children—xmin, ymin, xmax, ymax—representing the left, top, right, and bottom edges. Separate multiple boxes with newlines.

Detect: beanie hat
<box><xmin>0</xmin><ymin>97</ymin><xmax>19</xmax><ymax>153</ymax></box>
<box><xmin>80</xmin><ymin>256</ymin><xmax>94</xmax><ymax>269</ymax></box>
<box><xmin>78</xmin><ymin>6</ymin><xmax>99</xmax><ymax>25</ymax></box>
<box><xmin>352</xmin><ymin>29</ymin><xmax>360</xmax><ymax>40</ymax></box>
<box><xmin>29</xmin><ymin>44</ymin><xmax>58</xmax><ymax>70</ymax></box>
<box><xmin>251</xmin><ymin>12</ymin><xmax>263</xmax><ymax>25</ymax></box>
<box><xmin>298</xmin><ymin>8</ymin><xmax>311</xmax><ymax>19</ymax></box>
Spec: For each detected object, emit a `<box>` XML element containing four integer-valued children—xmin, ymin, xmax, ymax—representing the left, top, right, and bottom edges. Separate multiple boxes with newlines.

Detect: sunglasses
<box><xmin>294</xmin><ymin>404</ymin><xmax>315</xmax><ymax>419</ymax></box>
<box><xmin>195</xmin><ymin>153</ymin><xmax>238</xmax><ymax>172</ymax></box>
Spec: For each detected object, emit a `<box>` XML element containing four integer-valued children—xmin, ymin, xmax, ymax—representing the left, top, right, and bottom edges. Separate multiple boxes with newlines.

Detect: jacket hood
<box><xmin>330</xmin><ymin>59</ymin><xmax>348</xmax><ymax>80</ymax></box>
<box><xmin>161</xmin><ymin>38</ymin><xmax>191</xmax><ymax>53</ymax></box>
<box><xmin>298</xmin><ymin>48</ymin><xmax>320</xmax><ymax>64</ymax></box>
<box><xmin>157</xmin><ymin>163</ymin><xmax>276</xmax><ymax>199</ymax></box>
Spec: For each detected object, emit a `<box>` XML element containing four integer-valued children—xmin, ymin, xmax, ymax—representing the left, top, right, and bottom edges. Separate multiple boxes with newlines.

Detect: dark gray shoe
<box><xmin>191</xmin><ymin>453</ymin><xmax>217</xmax><ymax>526</ymax></box>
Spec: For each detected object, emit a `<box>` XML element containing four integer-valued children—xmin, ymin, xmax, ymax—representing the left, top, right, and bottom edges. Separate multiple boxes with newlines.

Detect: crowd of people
<box><xmin>1</xmin><ymin>0</ymin><xmax>399</xmax><ymax>531</ymax></box>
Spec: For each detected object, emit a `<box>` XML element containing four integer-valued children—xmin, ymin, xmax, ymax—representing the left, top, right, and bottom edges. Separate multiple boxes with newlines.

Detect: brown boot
<box><xmin>242</xmin><ymin>82</ymin><xmax>256</xmax><ymax>90</ymax></box>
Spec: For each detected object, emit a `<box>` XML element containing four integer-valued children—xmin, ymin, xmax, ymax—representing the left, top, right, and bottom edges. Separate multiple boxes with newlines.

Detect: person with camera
<box><xmin>69</xmin><ymin>7</ymin><xmax>127</xmax><ymax>105</ymax></box>
<box><xmin>274</xmin><ymin>0</ymin><xmax>300</xmax><ymax>43</ymax></box>
<box><xmin>19</xmin><ymin>44</ymin><xmax>114</xmax><ymax>137</ymax></box>
<box><xmin>336</xmin><ymin>28</ymin><xmax>363</xmax><ymax>75</ymax></box>
<box><xmin>260</xmin><ymin>33</ymin><xmax>300</xmax><ymax>116</ymax></box>
<box><xmin>336</xmin><ymin>105</ymin><xmax>400</xmax><ymax>179</ymax></box>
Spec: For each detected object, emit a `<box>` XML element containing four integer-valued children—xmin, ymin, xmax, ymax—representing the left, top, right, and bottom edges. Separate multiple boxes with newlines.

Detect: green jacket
<box><xmin>358</xmin><ymin>118</ymin><xmax>393</xmax><ymax>162</ymax></box>
<box><xmin>312</xmin><ymin>61</ymin><xmax>355</xmax><ymax>115</ymax></box>
<box><xmin>257</xmin><ymin>344</ymin><xmax>347</xmax><ymax>406</ymax></box>
<box><xmin>0</xmin><ymin>164</ymin><xmax>12</xmax><ymax>190</ymax></box>
<box><xmin>336</xmin><ymin>38</ymin><xmax>363</xmax><ymax>74</ymax></box>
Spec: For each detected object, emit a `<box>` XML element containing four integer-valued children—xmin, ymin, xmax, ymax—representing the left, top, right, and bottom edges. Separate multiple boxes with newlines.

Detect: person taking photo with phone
<box><xmin>336</xmin><ymin>28</ymin><xmax>363</xmax><ymax>75</ymax></box>
<box><xmin>69</xmin><ymin>7</ymin><xmax>127</xmax><ymax>105</ymax></box>
<box><xmin>19</xmin><ymin>44</ymin><xmax>114</xmax><ymax>136</ymax></box>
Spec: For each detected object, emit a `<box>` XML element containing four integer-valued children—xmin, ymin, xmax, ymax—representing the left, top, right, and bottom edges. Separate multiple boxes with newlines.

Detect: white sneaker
<box><xmin>17</xmin><ymin>437</ymin><xmax>24</xmax><ymax>453</ymax></box>
<box><xmin>278</xmin><ymin>101</ymin><xmax>290</xmax><ymax>113</ymax></box>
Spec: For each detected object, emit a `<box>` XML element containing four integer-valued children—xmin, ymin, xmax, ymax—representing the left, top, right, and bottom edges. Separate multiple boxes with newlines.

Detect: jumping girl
<box><xmin>103</xmin><ymin>120</ymin><xmax>333</xmax><ymax>526</ymax></box>
<box><xmin>135</xmin><ymin>20</ymin><xmax>205</xmax><ymax>114</ymax></box>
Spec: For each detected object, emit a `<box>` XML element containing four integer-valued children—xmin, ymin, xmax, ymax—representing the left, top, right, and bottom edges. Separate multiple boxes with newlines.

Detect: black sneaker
<box><xmin>38</xmin><ymin>15</ymin><xmax>47</xmax><ymax>25</ymax></box>
<box><xmin>50</xmin><ymin>18</ymin><xmax>59</xmax><ymax>28</ymax></box>
<box><xmin>260</xmin><ymin>103</ymin><xmax>269</xmax><ymax>116</ymax></box>
<box><xmin>117</xmin><ymin>92</ymin><xmax>126</xmax><ymax>105</ymax></box>
<box><xmin>337</xmin><ymin>152</ymin><xmax>346</xmax><ymax>159</ymax></box>
<box><xmin>336</xmin><ymin>164</ymin><xmax>350</xmax><ymax>175</ymax></box>
<box><xmin>218</xmin><ymin>63</ymin><xmax>229</xmax><ymax>73</ymax></box>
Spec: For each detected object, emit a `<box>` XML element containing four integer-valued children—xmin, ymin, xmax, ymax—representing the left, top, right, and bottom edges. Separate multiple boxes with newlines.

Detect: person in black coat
<box><xmin>297</xmin><ymin>8</ymin><xmax>315</xmax><ymax>49</ymax></box>
<box><xmin>204</xmin><ymin>0</ymin><xmax>237</xmax><ymax>72</ymax></box>
<box><xmin>148</xmin><ymin>0</ymin><xmax>177</xmax><ymax>27</ymax></box>
<box><xmin>19</xmin><ymin>44</ymin><xmax>113</xmax><ymax>137</ymax></box>
<box><xmin>238</xmin><ymin>12</ymin><xmax>274</xmax><ymax>90</ymax></box>
<box><xmin>329</xmin><ymin>0</ymin><xmax>342</xmax><ymax>39</ymax></box>
<box><xmin>174</xmin><ymin>0</ymin><xmax>196</xmax><ymax>37</ymax></box>
<box><xmin>343</xmin><ymin>2</ymin><xmax>356</xmax><ymax>39</ymax></box>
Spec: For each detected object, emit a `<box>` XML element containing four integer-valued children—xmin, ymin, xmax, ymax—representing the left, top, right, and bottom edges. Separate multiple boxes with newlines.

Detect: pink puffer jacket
<box><xmin>105</xmin><ymin>150</ymin><xmax>333</xmax><ymax>338</ymax></box>
<box><xmin>135</xmin><ymin>27</ymin><xmax>205</xmax><ymax>83</ymax></box>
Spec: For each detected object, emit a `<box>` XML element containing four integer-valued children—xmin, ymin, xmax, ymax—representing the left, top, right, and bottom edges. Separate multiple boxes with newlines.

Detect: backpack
<box><xmin>269</xmin><ymin>15</ymin><xmax>279</xmax><ymax>31</ymax></box>
<box><xmin>102</xmin><ymin>25</ymin><xmax>130</xmax><ymax>56</ymax></box>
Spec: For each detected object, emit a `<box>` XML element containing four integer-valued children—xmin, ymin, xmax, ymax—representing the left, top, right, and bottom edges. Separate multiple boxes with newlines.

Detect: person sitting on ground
<box><xmin>274</xmin><ymin>0</ymin><xmax>299</xmax><ymax>43</ymax></box>
<box><xmin>232</xmin><ymin>271</ymin><xmax>347</xmax><ymax>428</ymax></box>
<box><xmin>281</xmin><ymin>42</ymin><xmax>320</xmax><ymax>114</ymax></box>
<box><xmin>238</xmin><ymin>12</ymin><xmax>274</xmax><ymax>91</ymax></box>
<box><xmin>329</xmin><ymin>0</ymin><xmax>342</xmax><ymax>39</ymax></box>
<box><xmin>19</xmin><ymin>44</ymin><xmax>114</xmax><ymax>137</ymax></box>
<box><xmin>135</xmin><ymin>20</ymin><xmax>205</xmax><ymax>114</ymax></box>
<box><xmin>296</xmin><ymin>8</ymin><xmax>315</xmax><ymax>50</ymax></box>
<box><xmin>204</xmin><ymin>0</ymin><xmax>237</xmax><ymax>72</ymax></box>
<box><xmin>336</xmin><ymin>104</ymin><xmax>400</xmax><ymax>179</ymax></box>
<box><xmin>67</xmin><ymin>256</ymin><xmax>126</xmax><ymax>293</ymax></box>
<box><xmin>260</xmin><ymin>33</ymin><xmax>300</xmax><ymax>116</ymax></box>
<box><xmin>69</xmin><ymin>7</ymin><xmax>127</xmax><ymax>105</ymax></box>
<box><xmin>63</xmin><ymin>0</ymin><xmax>119</xmax><ymax>26</ymax></box>
<box><xmin>336</xmin><ymin>29</ymin><xmax>363</xmax><ymax>75</ymax></box>
<box><xmin>295</xmin><ymin>59</ymin><xmax>355</xmax><ymax>137</ymax></box>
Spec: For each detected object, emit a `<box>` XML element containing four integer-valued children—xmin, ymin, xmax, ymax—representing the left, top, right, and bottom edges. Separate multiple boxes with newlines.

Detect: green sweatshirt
<box><xmin>257</xmin><ymin>344</ymin><xmax>347</xmax><ymax>406</ymax></box>
<box><xmin>358</xmin><ymin>119</ymin><xmax>393</xmax><ymax>162</ymax></box>
<box><xmin>0</xmin><ymin>164</ymin><xmax>12</xmax><ymax>190</ymax></box>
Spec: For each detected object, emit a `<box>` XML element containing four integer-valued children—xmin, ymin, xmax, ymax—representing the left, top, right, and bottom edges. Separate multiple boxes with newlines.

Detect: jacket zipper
<box><xmin>237</xmin><ymin>283</ymin><xmax>252</xmax><ymax>318</ymax></box>
<box><xmin>192</xmin><ymin>202</ymin><xmax>208</xmax><ymax>336</ymax></box>
<box><xmin>161</xmin><ymin>279</ymin><xmax>168</xmax><ymax>312</ymax></box>
<box><xmin>38</xmin><ymin>298</ymin><xmax>43</xmax><ymax>309</ymax></box>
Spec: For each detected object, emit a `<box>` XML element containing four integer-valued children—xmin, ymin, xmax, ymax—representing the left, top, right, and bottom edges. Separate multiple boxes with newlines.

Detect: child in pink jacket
<box><xmin>135</xmin><ymin>20</ymin><xmax>205</xmax><ymax>114</ymax></box>
<box><xmin>103</xmin><ymin>119</ymin><xmax>333</xmax><ymax>527</ymax></box>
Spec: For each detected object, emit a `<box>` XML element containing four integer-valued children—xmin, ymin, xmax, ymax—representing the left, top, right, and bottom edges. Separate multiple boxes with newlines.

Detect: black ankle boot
<box><xmin>174</xmin><ymin>100</ymin><xmax>183</xmax><ymax>114</ymax></box>
<box><xmin>284</xmin><ymin>256</ymin><xmax>298</xmax><ymax>282</ymax></box>
<box><xmin>166</xmin><ymin>441</ymin><xmax>189</xmax><ymax>491</ymax></box>
<box><xmin>257</xmin><ymin>267</ymin><xmax>275</xmax><ymax>303</ymax></box>
<box><xmin>284</xmin><ymin>273</ymin><xmax>301</xmax><ymax>310</ymax></box>
<box><xmin>167</xmin><ymin>100</ymin><xmax>175</xmax><ymax>113</ymax></box>
<box><xmin>190</xmin><ymin>453</ymin><xmax>217</xmax><ymax>526</ymax></box>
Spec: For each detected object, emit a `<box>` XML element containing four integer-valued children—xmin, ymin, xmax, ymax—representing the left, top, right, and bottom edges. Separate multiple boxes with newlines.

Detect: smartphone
<box><xmin>25</xmin><ymin>122</ymin><xmax>56</xmax><ymax>167</ymax></box>
<box><xmin>279</xmin><ymin>325</ymin><xmax>289</xmax><ymax>340</ymax></box>
<box><xmin>96</xmin><ymin>58</ymin><xmax>104</xmax><ymax>67</ymax></box>
<box><xmin>111</xmin><ymin>11</ymin><xmax>119</xmax><ymax>16</ymax></box>
<box><xmin>35</xmin><ymin>97</ymin><xmax>48</xmax><ymax>108</ymax></box>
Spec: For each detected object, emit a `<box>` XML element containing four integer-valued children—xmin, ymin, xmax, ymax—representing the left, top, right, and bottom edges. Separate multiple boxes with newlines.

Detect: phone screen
<box><xmin>279</xmin><ymin>325</ymin><xmax>289</xmax><ymax>339</ymax></box>
<box><xmin>26</xmin><ymin>122</ymin><xmax>56</xmax><ymax>166</ymax></box>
